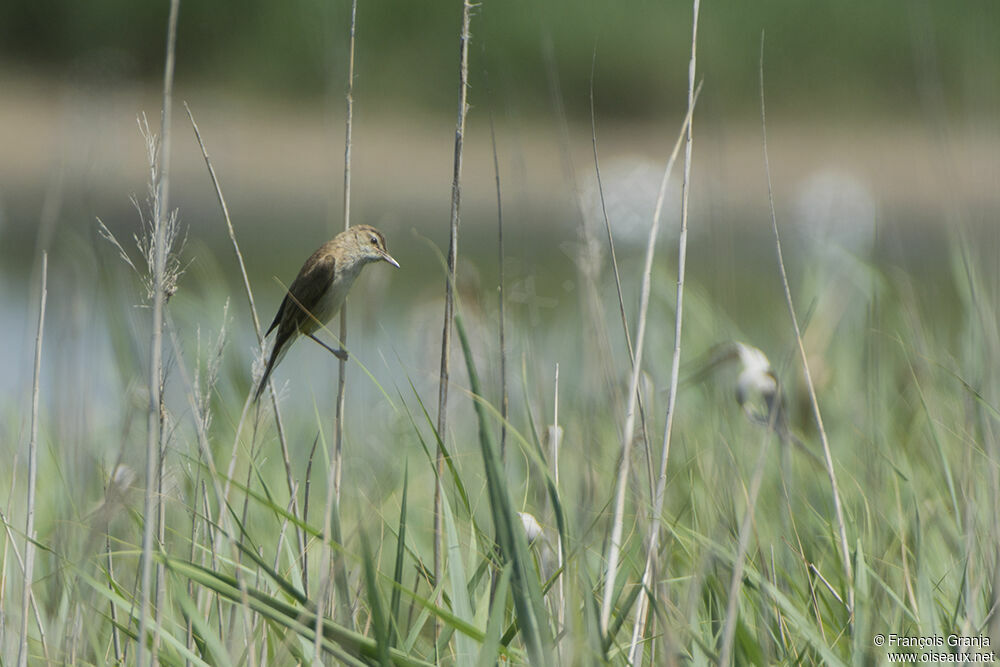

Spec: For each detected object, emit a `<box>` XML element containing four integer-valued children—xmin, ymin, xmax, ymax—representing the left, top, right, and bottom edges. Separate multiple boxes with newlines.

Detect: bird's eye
<box><xmin>370</xmin><ymin>237</ymin><xmax>379</xmax><ymax>246</ymax></box>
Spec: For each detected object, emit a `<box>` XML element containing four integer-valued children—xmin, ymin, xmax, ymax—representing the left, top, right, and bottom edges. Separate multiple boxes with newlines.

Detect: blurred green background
<box><xmin>1</xmin><ymin>0</ymin><xmax>998</xmax><ymax>445</ymax></box>
<box><xmin>2</xmin><ymin>0</ymin><xmax>998</xmax><ymax>116</ymax></box>
<box><xmin>2</xmin><ymin>3</ymin><xmax>1000</xmax><ymax>662</ymax></box>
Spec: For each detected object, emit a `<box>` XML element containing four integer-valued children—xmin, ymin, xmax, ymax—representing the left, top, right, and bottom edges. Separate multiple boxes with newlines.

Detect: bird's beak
<box><xmin>381</xmin><ymin>251</ymin><xmax>400</xmax><ymax>268</ymax></box>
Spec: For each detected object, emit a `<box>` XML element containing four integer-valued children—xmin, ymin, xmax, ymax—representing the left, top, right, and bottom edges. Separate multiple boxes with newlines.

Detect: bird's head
<box><xmin>348</xmin><ymin>225</ymin><xmax>400</xmax><ymax>268</ymax></box>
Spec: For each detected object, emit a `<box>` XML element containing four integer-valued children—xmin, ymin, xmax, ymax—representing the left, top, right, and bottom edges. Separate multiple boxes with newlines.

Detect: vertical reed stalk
<box><xmin>488</xmin><ymin>111</ymin><xmax>508</xmax><ymax>462</ymax></box>
<box><xmin>433</xmin><ymin>0</ymin><xmax>474</xmax><ymax>639</ymax></box>
<box><xmin>313</xmin><ymin>4</ymin><xmax>360</xmax><ymax>656</ymax></box>
<box><xmin>138</xmin><ymin>1</ymin><xmax>179</xmax><ymax>663</ymax></box>
<box><xmin>626</xmin><ymin>101</ymin><xmax>700</xmax><ymax>667</ymax></box>
<box><xmin>600</xmin><ymin>0</ymin><xmax>700</xmax><ymax>637</ymax></box>
<box><xmin>551</xmin><ymin>364</ymin><xmax>565</xmax><ymax>637</ymax></box>
<box><xmin>626</xmin><ymin>2</ymin><xmax>701</xmax><ymax>659</ymax></box>
<box><xmin>17</xmin><ymin>252</ymin><xmax>46</xmax><ymax>667</ymax></box>
<box><xmin>334</xmin><ymin>0</ymin><xmax>358</xmax><ymax>506</ymax></box>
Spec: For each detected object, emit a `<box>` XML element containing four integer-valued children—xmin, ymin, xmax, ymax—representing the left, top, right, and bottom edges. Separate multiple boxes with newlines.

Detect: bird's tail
<box><xmin>254</xmin><ymin>360</ymin><xmax>274</xmax><ymax>403</ymax></box>
<box><xmin>254</xmin><ymin>343</ymin><xmax>281</xmax><ymax>402</ymax></box>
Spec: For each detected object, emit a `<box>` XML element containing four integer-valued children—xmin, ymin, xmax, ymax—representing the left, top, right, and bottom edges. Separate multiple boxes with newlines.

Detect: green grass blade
<box><xmin>455</xmin><ymin>311</ymin><xmax>552</xmax><ymax>664</ymax></box>
<box><xmin>476</xmin><ymin>564</ymin><xmax>512</xmax><ymax>667</ymax></box>
<box><xmin>443</xmin><ymin>490</ymin><xmax>477</xmax><ymax>665</ymax></box>
<box><xmin>361</xmin><ymin>528</ymin><xmax>392</xmax><ymax>666</ymax></box>
<box><xmin>389</xmin><ymin>461</ymin><xmax>409</xmax><ymax>649</ymax></box>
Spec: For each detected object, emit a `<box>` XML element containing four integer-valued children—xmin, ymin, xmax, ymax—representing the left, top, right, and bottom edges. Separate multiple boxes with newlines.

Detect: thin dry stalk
<box><xmin>137</xmin><ymin>1</ymin><xmax>180</xmax><ymax>663</ymax></box>
<box><xmin>627</xmin><ymin>101</ymin><xmax>700</xmax><ymax>667</ymax></box>
<box><xmin>183</xmin><ymin>104</ymin><xmax>263</xmax><ymax>333</ymax></box>
<box><xmin>551</xmin><ymin>364</ymin><xmax>565</xmax><ymax>636</ymax></box>
<box><xmin>627</xmin><ymin>2</ymin><xmax>701</xmax><ymax>658</ymax></box>
<box><xmin>589</xmin><ymin>50</ymin><xmax>655</xmax><ymax>501</ymax></box>
<box><xmin>597</xmin><ymin>142</ymin><xmax>658</xmax><ymax>634</ymax></box>
<box><xmin>164</xmin><ymin>310</ymin><xmax>259</xmax><ymax>664</ymax></box>
<box><xmin>433</xmin><ymin>0</ymin><xmax>474</xmax><ymax>635</ymax></box>
<box><xmin>2</xmin><ymin>508</ymin><xmax>48</xmax><ymax>661</ymax></box>
<box><xmin>297</xmin><ymin>4</ymin><xmax>362</xmax><ymax>656</ymax></box>
<box><xmin>17</xmin><ymin>252</ymin><xmax>47</xmax><ymax>667</ymax></box>
<box><xmin>333</xmin><ymin>0</ymin><xmax>358</xmax><ymax>504</ymax></box>
<box><xmin>184</xmin><ymin>103</ymin><xmax>307</xmax><ymax>575</ymax></box>
<box><xmin>316</xmin><ymin>0</ymin><xmax>360</xmax><ymax>653</ymax></box>
<box><xmin>136</xmin><ymin>101</ymin><xmax>167</xmax><ymax>667</ymax></box>
<box><xmin>164</xmin><ymin>315</ymin><xmax>225</xmax><ymax>502</ymax></box>
<box><xmin>542</xmin><ymin>37</ymin><xmax>616</xmax><ymax>399</ymax></box>
<box><xmin>759</xmin><ymin>34</ymin><xmax>854</xmax><ymax>614</ymax></box>
<box><xmin>488</xmin><ymin>110</ymin><xmax>509</xmax><ymax>461</ymax></box>
<box><xmin>600</xmin><ymin>0</ymin><xmax>700</xmax><ymax>635</ymax></box>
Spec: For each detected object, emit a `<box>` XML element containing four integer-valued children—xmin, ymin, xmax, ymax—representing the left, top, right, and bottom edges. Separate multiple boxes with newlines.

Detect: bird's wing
<box><xmin>257</xmin><ymin>248</ymin><xmax>337</xmax><ymax>401</ymax></box>
<box><xmin>683</xmin><ymin>342</ymin><xmax>739</xmax><ymax>386</ymax></box>
<box><xmin>280</xmin><ymin>250</ymin><xmax>337</xmax><ymax>333</ymax></box>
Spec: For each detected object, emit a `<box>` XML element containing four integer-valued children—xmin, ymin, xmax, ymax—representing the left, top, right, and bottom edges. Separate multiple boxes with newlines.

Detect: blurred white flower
<box><xmin>581</xmin><ymin>155</ymin><xmax>680</xmax><ymax>248</ymax></box>
<box><xmin>733</xmin><ymin>342</ymin><xmax>778</xmax><ymax>413</ymax></box>
<box><xmin>690</xmin><ymin>341</ymin><xmax>780</xmax><ymax>426</ymax></box>
<box><xmin>519</xmin><ymin>512</ymin><xmax>544</xmax><ymax>544</ymax></box>
<box><xmin>109</xmin><ymin>463</ymin><xmax>137</xmax><ymax>495</ymax></box>
<box><xmin>793</xmin><ymin>168</ymin><xmax>876</xmax><ymax>255</ymax></box>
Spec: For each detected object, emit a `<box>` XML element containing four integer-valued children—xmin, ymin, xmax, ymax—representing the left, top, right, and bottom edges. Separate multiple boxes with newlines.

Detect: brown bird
<box><xmin>254</xmin><ymin>225</ymin><xmax>399</xmax><ymax>401</ymax></box>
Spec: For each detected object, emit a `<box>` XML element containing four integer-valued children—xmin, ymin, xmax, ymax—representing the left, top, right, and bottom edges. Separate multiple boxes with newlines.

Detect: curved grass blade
<box><xmin>361</xmin><ymin>529</ymin><xmax>392</xmax><ymax>666</ymax></box>
<box><xmin>443</xmin><ymin>490</ymin><xmax>477</xmax><ymax>665</ymax></box>
<box><xmin>389</xmin><ymin>462</ymin><xmax>409</xmax><ymax>649</ymax></box>
<box><xmin>455</xmin><ymin>311</ymin><xmax>552</xmax><ymax>664</ymax></box>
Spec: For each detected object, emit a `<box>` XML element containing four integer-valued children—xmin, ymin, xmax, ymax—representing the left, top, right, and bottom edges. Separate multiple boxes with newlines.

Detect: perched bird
<box><xmin>688</xmin><ymin>342</ymin><xmax>781</xmax><ymax>424</ymax></box>
<box><xmin>254</xmin><ymin>225</ymin><xmax>399</xmax><ymax>401</ymax></box>
<box><xmin>688</xmin><ymin>341</ymin><xmax>820</xmax><ymax>465</ymax></box>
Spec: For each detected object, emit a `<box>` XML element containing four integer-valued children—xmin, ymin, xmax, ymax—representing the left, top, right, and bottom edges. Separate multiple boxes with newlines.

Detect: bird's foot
<box><xmin>307</xmin><ymin>333</ymin><xmax>349</xmax><ymax>362</ymax></box>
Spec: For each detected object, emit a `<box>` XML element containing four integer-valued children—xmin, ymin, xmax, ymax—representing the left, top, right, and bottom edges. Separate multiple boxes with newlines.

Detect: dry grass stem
<box><xmin>178</xmin><ymin>144</ymin><xmax>288</xmax><ymax>564</ymax></box>
<box><xmin>602</xmin><ymin>0</ymin><xmax>700</xmax><ymax>639</ymax></box>
<box><xmin>628</xmin><ymin>16</ymin><xmax>702</xmax><ymax>665</ymax></box>
<box><xmin>627</xmin><ymin>86</ymin><xmax>701</xmax><ymax>667</ymax></box>
<box><xmin>17</xmin><ymin>252</ymin><xmax>46</xmax><ymax>667</ymax></box>
<box><xmin>488</xmin><ymin>110</ymin><xmax>509</xmax><ymax>462</ymax></box>
<box><xmin>137</xmin><ymin>2</ymin><xmax>180</xmax><ymax>662</ymax></box>
<box><xmin>550</xmin><ymin>364</ymin><xmax>565</xmax><ymax>636</ymax></box>
<box><xmin>543</xmin><ymin>37</ymin><xmax>616</xmax><ymax>401</ymax></box>
<box><xmin>759</xmin><ymin>33</ymin><xmax>854</xmax><ymax>615</ymax></box>
<box><xmin>311</xmin><ymin>3</ymin><xmax>362</xmax><ymax>656</ymax></box>
<box><xmin>334</xmin><ymin>0</ymin><xmax>358</xmax><ymax>505</ymax></box>
<box><xmin>1</xmin><ymin>509</ymin><xmax>49</xmax><ymax>662</ymax></box>
<box><xmin>589</xmin><ymin>50</ymin><xmax>656</xmax><ymax>501</ymax></box>
<box><xmin>184</xmin><ymin>102</ymin><xmax>307</xmax><ymax>588</ymax></box>
<box><xmin>433</xmin><ymin>0</ymin><xmax>474</xmax><ymax>638</ymax></box>
<box><xmin>183</xmin><ymin>103</ymin><xmax>264</xmax><ymax>334</ymax></box>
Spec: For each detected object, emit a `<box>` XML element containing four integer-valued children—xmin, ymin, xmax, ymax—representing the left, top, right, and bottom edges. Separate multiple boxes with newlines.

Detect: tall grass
<box><xmin>3</xmin><ymin>0</ymin><xmax>998</xmax><ymax>665</ymax></box>
<box><xmin>137</xmin><ymin>0</ymin><xmax>179</xmax><ymax>656</ymax></box>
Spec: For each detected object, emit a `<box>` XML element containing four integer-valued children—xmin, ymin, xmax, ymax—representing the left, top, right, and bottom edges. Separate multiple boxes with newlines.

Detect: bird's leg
<box><xmin>307</xmin><ymin>333</ymin><xmax>348</xmax><ymax>361</ymax></box>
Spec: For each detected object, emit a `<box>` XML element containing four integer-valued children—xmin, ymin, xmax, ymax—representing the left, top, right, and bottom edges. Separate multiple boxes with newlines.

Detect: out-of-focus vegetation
<box><xmin>2</xmin><ymin>0</ymin><xmax>998</xmax><ymax>117</ymax></box>
<box><xmin>2</xmin><ymin>0</ymin><xmax>999</xmax><ymax>664</ymax></box>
